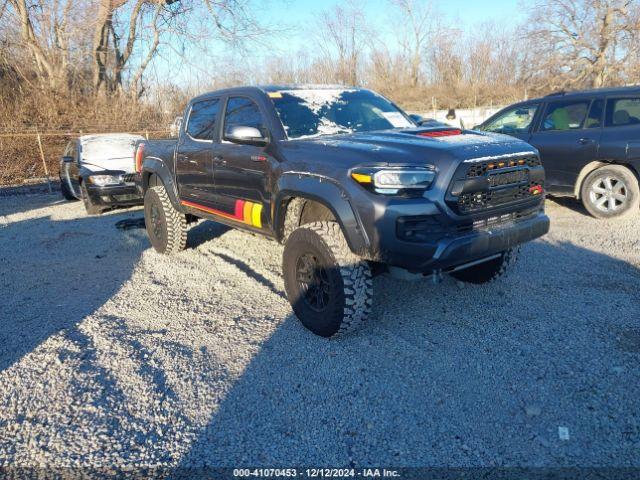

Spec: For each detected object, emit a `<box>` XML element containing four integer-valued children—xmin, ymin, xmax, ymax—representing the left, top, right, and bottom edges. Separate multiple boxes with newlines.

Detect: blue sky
<box><xmin>262</xmin><ymin>0</ymin><xmax>525</xmax><ymax>53</ymax></box>
<box><xmin>149</xmin><ymin>0</ymin><xmax>527</xmax><ymax>90</ymax></box>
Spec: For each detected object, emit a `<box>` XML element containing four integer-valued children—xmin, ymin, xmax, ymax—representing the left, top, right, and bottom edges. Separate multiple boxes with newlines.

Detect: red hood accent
<box><xmin>417</xmin><ymin>129</ymin><xmax>462</xmax><ymax>137</ymax></box>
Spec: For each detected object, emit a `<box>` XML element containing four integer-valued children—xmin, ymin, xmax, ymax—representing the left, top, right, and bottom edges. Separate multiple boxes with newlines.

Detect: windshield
<box><xmin>269</xmin><ymin>89</ymin><xmax>415</xmax><ymax>139</ymax></box>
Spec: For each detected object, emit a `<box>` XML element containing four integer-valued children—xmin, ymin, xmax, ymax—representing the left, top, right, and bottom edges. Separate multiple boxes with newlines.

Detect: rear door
<box><xmin>479</xmin><ymin>103</ymin><xmax>540</xmax><ymax>142</ymax></box>
<box><xmin>598</xmin><ymin>96</ymin><xmax>640</xmax><ymax>163</ymax></box>
<box><xmin>527</xmin><ymin>98</ymin><xmax>602</xmax><ymax>191</ymax></box>
<box><xmin>175</xmin><ymin>98</ymin><xmax>220</xmax><ymax>203</ymax></box>
<box><xmin>210</xmin><ymin>96</ymin><xmax>271</xmax><ymax>229</ymax></box>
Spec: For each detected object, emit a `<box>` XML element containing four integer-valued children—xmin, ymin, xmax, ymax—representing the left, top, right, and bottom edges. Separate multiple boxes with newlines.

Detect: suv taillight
<box><xmin>135</xmin><ymin>143</ymin><xmax>145</xmax><ymax>173</ymax></box>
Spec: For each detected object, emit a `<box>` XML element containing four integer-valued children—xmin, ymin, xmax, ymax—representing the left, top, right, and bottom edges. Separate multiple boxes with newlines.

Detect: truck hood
<box><xmin>286</xmin><ymin>128</ymin><xmax>537</xmax><ymax>168</ymax></box>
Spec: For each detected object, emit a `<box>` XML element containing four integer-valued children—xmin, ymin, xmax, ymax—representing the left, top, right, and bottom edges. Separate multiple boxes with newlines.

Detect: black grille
<box><xmin>465</xmin><ymin>155</ymin><xmax>541</xmax><ymax>177</ymax></box>
<box><xmin>122</xmin><ymin>173</ymin><xmax>137</xmax><ymax>183</ymax></box>
<box><xmin>396</xmin><ymin>207</ymin><xmax>539</xmax><ymax>242</ymax></box>
<box><xmin>457</xmin><ymin>181</ymin><xmax>543</xmax><ymax>214</ymax></box>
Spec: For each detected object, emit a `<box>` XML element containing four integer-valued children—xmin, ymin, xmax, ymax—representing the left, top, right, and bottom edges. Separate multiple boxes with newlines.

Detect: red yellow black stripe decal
<box><xmin>181</xmin><ymin>199</ymin><xmax>262</xmax><ymax>228</ymax></box>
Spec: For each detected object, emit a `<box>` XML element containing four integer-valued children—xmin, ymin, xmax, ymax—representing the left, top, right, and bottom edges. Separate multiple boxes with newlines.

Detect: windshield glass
<box><xmin>269</xmin><ymin>89</ymin><xmax>414</xmax><ymax>139</ymax></box>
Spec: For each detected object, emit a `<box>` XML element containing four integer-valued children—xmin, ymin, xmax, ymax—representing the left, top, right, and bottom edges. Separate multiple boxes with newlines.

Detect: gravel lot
<box><xmin>0</xmin><ymin>191</ymin><xmax>639</xmax><ymax>470</ymax></box>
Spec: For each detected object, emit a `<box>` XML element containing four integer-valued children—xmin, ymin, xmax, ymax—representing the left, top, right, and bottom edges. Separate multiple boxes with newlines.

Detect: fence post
<box><xmin>36</xmin><ymin>130</ymin><xmax>52</xmax><ymax>194</ymax></box>
<box><xmin>145</xmin><ymin>130</ymin><xmax>149</xmax><ymax>140</ymax></box>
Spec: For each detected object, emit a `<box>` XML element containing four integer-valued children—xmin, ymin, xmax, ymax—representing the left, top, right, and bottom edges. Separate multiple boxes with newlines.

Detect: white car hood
<box><xmin>81</xmin><ymin>156</ymin><xmax>135</xmax><ymax>172</ymax></box>
<box><xmin>80</xmin><ymin>134</ymin><xmax>142</xmax><ymax>173</ymax></box>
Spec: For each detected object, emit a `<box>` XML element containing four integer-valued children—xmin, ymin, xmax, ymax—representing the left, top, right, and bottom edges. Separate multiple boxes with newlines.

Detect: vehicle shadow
<box><xmin>187</xmin><ymin>220</ymin><xmax>231</xmax><ymax>249</ymax></box>
<box><xmin>0</xmin><ymin>197</ymin><xmax>147</xmax><ymax>373</ymax></box>
<box><xmin>546</xmin><ymin>195</ymin><xmax>589</xmax><ymax>216</ymax></box>
<box><xmin>173</xmin><ymin>239</ymin><xmax>640</xmax><ymax>470</ymax></box>
<box><xmin>0</xmin><ymin>189</ymin><xmax>65</xmax><ymax>217</ymax></box>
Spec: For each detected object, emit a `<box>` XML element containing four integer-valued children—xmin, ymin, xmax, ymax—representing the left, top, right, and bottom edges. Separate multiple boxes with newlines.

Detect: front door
<box><xmin>528</xmin><ymin>98</ymin><xmax>602</xmax><ymax>191</ymax></box>
<box><xmin>211</xmin><ymin>96</ymin><xmax>271</xmax><ymax>230</ymax></box>
<box><xmin>175</xmin><ymin>98</ymin><xmax>220</xmax><ymax>203</ymax></box>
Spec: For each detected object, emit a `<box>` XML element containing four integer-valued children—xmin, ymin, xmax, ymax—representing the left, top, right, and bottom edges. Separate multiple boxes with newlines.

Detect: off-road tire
<box><xmin>144</xmin><ymin>185</ymin><xmax>187</xmax><ymax>254</ymax></box>
<box><xmin>450</xmin><ymin>248</ymin><xmax>519</xmax><ymax>284</ymax></box>
<box><xmin>60</xmin><ymin>175</ymin><xmax>76</xmax><ymax>201</ymax></box>
<box><xmin>580</xmin><ymin>165</ymin><xmax>640</xmax><ymax>219</ymax></box>
<box><xmin>80</xmin><ymin>182</ymin><xmax>105</xmax><ymax>215</ymax></box>
<box><xmin>282</xmin><ymin>197</ymin><xmax>305</xmax><ymax>242</ymax></box>
<box><xmin>283</xmin><ymin>221</ymin><xmax>373</xmax><ymax>338</ymax></box>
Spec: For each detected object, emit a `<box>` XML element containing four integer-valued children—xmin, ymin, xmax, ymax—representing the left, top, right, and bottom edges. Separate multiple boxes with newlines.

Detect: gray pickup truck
<box><xmin>134</xmin><ymin>85</ymin><xmax>549</xmax><ymax>337</ymax></box>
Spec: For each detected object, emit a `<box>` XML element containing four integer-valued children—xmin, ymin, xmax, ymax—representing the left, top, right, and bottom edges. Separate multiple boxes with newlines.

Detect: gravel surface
<box><xmin>0</xmin><ymin>193</ymin><xmax>639</xmax><ymax>469</ymax></box>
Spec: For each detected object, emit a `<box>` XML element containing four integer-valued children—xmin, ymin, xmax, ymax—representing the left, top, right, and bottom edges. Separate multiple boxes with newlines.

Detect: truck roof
<box><xmin>190</xmin><ymin>85</ymin><xmax>363</xmax><ymax>103</ymax></box>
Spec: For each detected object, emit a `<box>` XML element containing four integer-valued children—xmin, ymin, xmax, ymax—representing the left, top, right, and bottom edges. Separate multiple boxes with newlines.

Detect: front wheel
<box><xmin>283</xmin><ymin>221</ymin><xmax>372</xmax><ymax>338</ymax></box>
<box><xmin>580</xmin><ymin>165</ymin><xmax>640</xmax><ymax>219</ymax></box>
<box><xmin>144</xmin><ymin>185</ymin><xmax>187</xmax><ymax>254</ymax></box>
<box><xmin>449</xmin><ymin>248</ymin><xmax>518</xmax><ymax>284</ymax></box>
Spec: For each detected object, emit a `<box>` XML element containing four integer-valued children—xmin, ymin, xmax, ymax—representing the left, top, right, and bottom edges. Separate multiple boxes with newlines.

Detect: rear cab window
<box><xmin>605</xmin><ymin>97</ymin><xmax>640</xmax><ymax>127</ymax></box>
<box><xmin>540</xmin><ymin>100</ymin><xmax>589</xmax><ymax>131</ymax></box>
<box><xmin>186</xmin><ymin>98</ymin><xmax>221</xmax><ymax>141</ymax></box>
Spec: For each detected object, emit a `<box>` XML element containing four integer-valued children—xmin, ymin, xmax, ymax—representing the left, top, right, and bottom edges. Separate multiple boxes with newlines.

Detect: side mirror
<box><xmin>62</xmin><ymin>156</ymin><xmax>74</xmax><ymax>163</ymax></box>
<box><xmin>225</xmin><ymin>125</ymin><xmax>268</xmax><ymax>146</ymax></box>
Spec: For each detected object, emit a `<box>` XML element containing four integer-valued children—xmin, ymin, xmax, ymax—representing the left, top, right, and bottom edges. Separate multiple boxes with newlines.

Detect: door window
<box><xmin>186</xmin><ymin>99</ymin><xmax>220</xmax><ymax>140</ymax></box>
<box><xmin>585</xmin><ymin>99</ymin><xmax>604</xmax><ymax>128</ymax></box>
<box><xmin>223</xmin><ymin>97</ymin><xmax>266</xmax><ymax>138</ymax></box>
<box><xmin>605</xmin><ymin>97</ymin><xmax>640</xmax><ymax>127</ymax></box>
<box><xmin>482</xmin><ymin>104</ymin><xmax>538</xmax><ymax>134</ymax></box>
<box><xmin>540</xmin><ymin>100</ymin><xmax>589</xmax><ymax>131</ymax></box>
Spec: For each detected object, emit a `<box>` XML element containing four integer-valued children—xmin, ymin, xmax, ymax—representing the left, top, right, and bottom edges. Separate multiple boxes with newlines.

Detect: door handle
<box><xmin>578</xmin><ymin>138</ymin><xmax>594</xmax><ymax>145</ymax></box>
<box><xmin>213</xmin><ymin>156</ymin><xmax>226</xmax><ymax>165</ymax></box>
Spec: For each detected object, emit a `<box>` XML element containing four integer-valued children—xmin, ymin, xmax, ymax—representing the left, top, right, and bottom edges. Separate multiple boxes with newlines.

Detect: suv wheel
<box><xmin>283</xmin><ymin>221</ymin><xmax>372</xmax><ymax>337</ymax></box>
<box><xmin>144</xmin><ymin>185</ymin><xmax>187</xmax><ymax>254</ymax></box>
<box><xmin>449</xmin><ymin>248</ymin><xmax>518</xmax><ymax>284</ymax></box>
<box><xmin>581</xmin><ymin>165</ymin><xmax>640</xmax><ymax>219</ymax></box>
<box><xmin>80</xmin><ymin>182</ymin><xmax>105</xmax><ymax>215</ymax></box>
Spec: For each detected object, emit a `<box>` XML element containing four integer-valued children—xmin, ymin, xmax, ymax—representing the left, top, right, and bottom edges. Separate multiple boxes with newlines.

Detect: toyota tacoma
<box><xmin>135</xmin><ymin>85</ymin><xmax>550</xmax><ymax>337</ymax></box>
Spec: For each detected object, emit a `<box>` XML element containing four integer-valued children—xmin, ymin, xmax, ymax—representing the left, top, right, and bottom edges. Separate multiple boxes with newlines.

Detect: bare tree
<box><xmin>92</xmin><ymin>0</ymin><xmax>189</xmax><ymax>96</ymax></box>
<box><xmin>389</xmin><ymin>0</ymin><xmax>439</xmax><ymax>87</ymax></box>
<box><xmin>3</xmin><ymin>0</ymin><xmax>88</xmax><ymax>91</ymax></box>
<box><xmin>316</xmin><ymin>0</ymin><xmax>370</xmax><ymax>85</ymax></box>
<box><xmin>525</xmin><ymin>0</ymin><xmax>640</xmax><ymax>90</ymax></box>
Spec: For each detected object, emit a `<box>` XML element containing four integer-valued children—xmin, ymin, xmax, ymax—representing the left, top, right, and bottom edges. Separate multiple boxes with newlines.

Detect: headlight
<box><xmin>351</xmin><ymin>167</ymin><xmax>435</xmax><ymax>194</ymax></box>
<box><xmin>88</xmin><ymin>174</ymin><xmax>121</xmax><ymax>186</ymax></box>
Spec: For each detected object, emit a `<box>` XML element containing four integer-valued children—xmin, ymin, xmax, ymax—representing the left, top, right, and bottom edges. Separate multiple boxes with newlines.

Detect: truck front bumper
<box><xmin>370</xmin><ymin>209</ymin><xmax>550</xmax><ymax>273</ymax></box>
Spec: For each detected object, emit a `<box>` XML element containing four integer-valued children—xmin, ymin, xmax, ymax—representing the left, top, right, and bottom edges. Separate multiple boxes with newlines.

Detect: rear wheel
<box><xmin>144</xmin><ymin>185</ymin><xmax>187</xmax><ymax>254</ymax></box>
<box><xmin>581</xmin><ymin>165</ymin><xmax>639</xmax><ymax>219</ymax></box>
<box><xmin>283</xmin><ymin>221</ymin><xmax>372</xmax><ymax>337</ymax></box>
<box><xmin>80</xmin><ymin>182</ymin><xmax>105</xmax><ymax>215</ymax></box>
<box><xmin>449</xmin><ymin>248</ymin><xmax>518</xmax><ymax>284</ymax></box>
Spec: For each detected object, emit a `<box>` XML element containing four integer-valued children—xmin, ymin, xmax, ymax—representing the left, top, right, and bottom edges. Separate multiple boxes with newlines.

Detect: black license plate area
<box><xmin>488</xmin><ymin>169</ymin><xmax>529</xmax><ymax>188</ymax></box>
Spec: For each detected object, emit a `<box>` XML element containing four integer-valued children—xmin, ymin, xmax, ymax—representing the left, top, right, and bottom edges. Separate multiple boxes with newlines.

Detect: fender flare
<box><xmin>274</xmin><ymin>172</ymin><xmax>370</xmax><ymax>255</ymax></box>
<box><xmin>141</xmin><ymin>157</ymin><xmax>182</xmax><ymax>211</ymax></box>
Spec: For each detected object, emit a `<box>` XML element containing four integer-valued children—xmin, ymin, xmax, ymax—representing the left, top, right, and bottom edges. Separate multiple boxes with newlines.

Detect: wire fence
<box><xmin>0</xmin><ymin>128</ymin><xmax>171</xmax><ymax>187</ymax></box>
